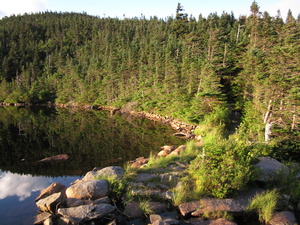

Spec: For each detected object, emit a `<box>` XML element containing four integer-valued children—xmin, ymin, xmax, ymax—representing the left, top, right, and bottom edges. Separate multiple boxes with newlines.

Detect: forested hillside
<box><xmin>0</xmin><ymin>2</ymin><xmax>299</xmax><ymax>149</ymax></box>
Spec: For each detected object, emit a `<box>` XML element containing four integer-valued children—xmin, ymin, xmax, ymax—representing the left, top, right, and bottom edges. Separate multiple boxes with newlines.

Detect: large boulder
<box><xmin>36</xmin><ymin>192</ymin><xmax>65</xmax><ymax>213</ymax></box>
<box><xmin>191</xmin><ymin>188</ymin><xmax>264</xmax><ymax>216</ymax></box>
<box><xmin>65</xmin><ymin>180</ymin><xmax>109</xmax><ymax>200</ymax></box>
<box><xmin>269</xmin><ymin>211</ymin><xmax>297</xmax><ymax>225</ymax></box>
<box><xmin>255</xmin><ymin>156</ymin><xmax>289</xmax><ymax>182</ymax></box>
<box><xmin>82</xmin><ymin>166</ymin><xmax>124</xmax><ymax>181</ymax></box>
<box><xmin>35</xmin><ymin>182</ymin><xmax>66</xmax><ymax>202</ymax></box>
<box><xmin>58</xmin><ymin>204</ymin><xmax>115</xmax><ymax>224</ymax></box>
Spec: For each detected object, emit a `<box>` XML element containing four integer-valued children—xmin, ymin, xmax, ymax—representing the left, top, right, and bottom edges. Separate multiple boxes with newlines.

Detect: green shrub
<box><xmin>189</xmin><ymin>139</ymin><xmax>257</xmax><ymax>198</ymax></box>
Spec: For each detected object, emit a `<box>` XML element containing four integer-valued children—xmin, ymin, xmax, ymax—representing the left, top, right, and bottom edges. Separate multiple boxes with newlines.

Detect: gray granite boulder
<box><xmin>269</xmin><ymin>211</ymin><xmax>297</xmax><ymax>225</ymax></box>
<box><xmin>36</xmin><ymin>192</ymin><xmax>65</xmax><ymax>213</ymax></box>
<box><xmin>65</xmin><ymin>179</ymin><xmax>109</xmax><ymax>200</ymax></box>
<box><xmin>255</xmin><ymin>156</ymin><xmax>289</xmax><ymax>182</ymax></box>
<box><xmin>58</xmin><ymin>204</ymin><xmax>115</xmax><ymax>223</ymax></box>
<box><xmin>35</xmin><ymin>182</ymin><xmax>66</xmax><ymax>202</ymax></box>
<box><xmin>82</xmin><ymin>166</ymin><xmax>125</xmax><ymax>181</ymax></box>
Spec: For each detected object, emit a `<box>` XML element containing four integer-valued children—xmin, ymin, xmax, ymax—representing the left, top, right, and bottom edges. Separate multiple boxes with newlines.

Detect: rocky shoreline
<box><xmin>34</xmin><ymin>146</ymin><xmax>299</xmax><ymax>225</ymax></box>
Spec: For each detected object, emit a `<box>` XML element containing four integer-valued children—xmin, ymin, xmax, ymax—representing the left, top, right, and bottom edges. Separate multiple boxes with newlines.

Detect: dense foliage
<box><xmin>0</xmin><ymin>2</ymin><xmax>299</xmax><ymax>144</ymax></box>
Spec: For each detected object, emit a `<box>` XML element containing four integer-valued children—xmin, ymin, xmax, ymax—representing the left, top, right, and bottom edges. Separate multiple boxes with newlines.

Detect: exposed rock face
<box><xmin>191</xmin><ymin>189</ymin><xmax>264</xmax><ymax>216</ymax></box>
<box><xmin>57</xmin><ymin>204</ymin><xmax>115</xmax><ymax>223</ymax></box>
<box><xmin>36</xmin><ymin>192</ymin><xmax>65</xmax><ymax>213</ymax></box>
<box><xmin>65</xmin><ymin>179</ymin><xmax>109</xmax><ymax>200</ymax></box>
<box><xmin>269</xmin><ymin>211</ymin><xmax>297</xmax><ymax>225</ymax></box>
<box><xmin>82</xmin><ymin>166</ymin><xmax>124</xmax><ymax>181</ymax></box>
<box><xmin>35</xmin><ymin>182</ymin><xmax>66</xmax><ymax>202</ymax></box>
<box><xmin>178</xmin><ymin>189</ymin><xmax>264</xmax><ymax>218</ymax></box>
<box><xmin>255</xmin><ymin>156</ymin><xmax>289</xmax><ymax>182</ymax></box>
<box><xmin>38</xmin><ymin>154</ymin><xmax>69</xmax><ymax>162</ymax></box>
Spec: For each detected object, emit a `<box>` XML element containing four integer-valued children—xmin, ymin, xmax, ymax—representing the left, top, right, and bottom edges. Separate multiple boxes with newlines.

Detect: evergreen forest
<box><xmin>0</xmin><ymin>2</ymin><xmax>299</xmax><ymax>153</ymax></box>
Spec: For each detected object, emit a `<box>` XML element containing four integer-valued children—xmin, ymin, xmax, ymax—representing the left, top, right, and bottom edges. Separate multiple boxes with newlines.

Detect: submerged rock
<box><xmin>65</xmin><ymin>179</ymin><xmax>109</xmax><ymax>200</ymax></box>
<box><xmin>38</xmin><ymin>154</ymin><xmax>69</xmax><ymax>163</ymax></box>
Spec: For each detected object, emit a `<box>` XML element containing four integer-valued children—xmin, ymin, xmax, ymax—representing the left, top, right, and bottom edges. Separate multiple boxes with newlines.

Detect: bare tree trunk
<box><xmin>264</xmin><ymin>100</ymin><xmax>273</xmax><ymax>143</ymax></box>
<box><xmin>265</xmin><ymin>122</ymin><xmax>272</xmax><ymax>143</ymax></box>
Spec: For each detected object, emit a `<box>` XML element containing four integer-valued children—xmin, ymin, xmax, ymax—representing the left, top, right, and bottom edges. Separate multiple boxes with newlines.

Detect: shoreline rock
<box><xmin>34</xmin><ymin>148</ymin><xmax>298</xmax><ymax>225</ymax></box>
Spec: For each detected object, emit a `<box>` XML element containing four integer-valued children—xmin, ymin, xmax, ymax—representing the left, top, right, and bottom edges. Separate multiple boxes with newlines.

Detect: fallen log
<box><xmin>38</xmin><ymin>154</ymin><xmax>69</xmax><ymax>163</ymax></box>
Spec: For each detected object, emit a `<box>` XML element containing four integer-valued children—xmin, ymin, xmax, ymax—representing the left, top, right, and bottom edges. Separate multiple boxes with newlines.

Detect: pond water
<box><xmin>0</xmin><ymin>106</ymin><xmax>184</xmax><ymax>224</ymax></box>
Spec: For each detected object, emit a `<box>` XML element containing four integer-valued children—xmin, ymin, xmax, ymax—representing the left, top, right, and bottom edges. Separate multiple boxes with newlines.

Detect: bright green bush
<box><xmin>189</xmin><ymin>139</ymin><xmax>257</xmax><ymax>198</ymax></box>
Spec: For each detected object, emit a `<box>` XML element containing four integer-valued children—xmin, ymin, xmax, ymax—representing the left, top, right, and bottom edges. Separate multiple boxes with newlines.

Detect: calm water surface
<box><xmin>0</xmin><ymin>106</ymin><xmax>184</xmax><ymax>224</ymax></box>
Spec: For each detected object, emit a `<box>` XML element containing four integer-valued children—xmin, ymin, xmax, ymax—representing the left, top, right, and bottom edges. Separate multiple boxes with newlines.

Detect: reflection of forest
<box><xmin>0</xmin><ymin>107</ymin><xmax>184</xmax><ymax>176</ymax></box>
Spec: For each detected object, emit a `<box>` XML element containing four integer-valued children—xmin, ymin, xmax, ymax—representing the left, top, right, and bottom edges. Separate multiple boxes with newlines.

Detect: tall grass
<box><xmin>247</xmin><ymin>189</ymin><xmax>279</xmax><ymax>223</ymax></box>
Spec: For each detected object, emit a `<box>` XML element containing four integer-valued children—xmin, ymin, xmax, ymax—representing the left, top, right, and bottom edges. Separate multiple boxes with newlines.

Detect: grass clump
<box><xmin>139</xmin><ymin>199</ymin><xmax>154</xmax><ymax>216</ymax></box>
<box><xmin>247</xmin><ymin>189</ymin><xmax>279</xmax><ymax>223</ymax></box>
<box><xmin>172</xmin><ymin>176</ymin><xmax>196</xmax><ymax>205</ymax></box>
<box><xmin>96</xmin><ymin>175</ymin><xmax>128</xmax><ymax>201</ymax></box>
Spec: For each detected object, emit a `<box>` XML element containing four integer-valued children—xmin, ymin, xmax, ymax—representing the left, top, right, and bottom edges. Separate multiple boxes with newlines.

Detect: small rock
<box><xmin>210</xmin><ymin>218</ymin><xmax>237</xmax><ymax>225</ymax></box>
<box><xmin>65</xmin><ymin>198</ymin><xmax>91</xmax><ymax>207</ymax></box>
<box><xmin>65</xmin><ymin>180</ymin><xmax>109</xmax><ymax>200</ymax></box>
<box><xmin>148</xmin><ymin>183</ymin><xmax>157</xmax><ymax>188</ymax></box>
<box><xmin>148</xmin><ymin>202</ymin><xmax>168</xmax><ymax>214</ymax></box>
<box><xmin>269</xmin><ymin>211</ymin><xmax>297</xmax><ymax>225</ymax></box>
<box><xmin>135</xmin><ymin>173</ymin><xmax>158</xmax><ymax>182</ymax></box>
<box><xmin>43</xmin><ymin>217</ymin><xmax>53</xmax><ymax>225</ymax></box>
<box><xmin>36</xmin><ymin>192</ymin><xmax>65</xmax><ymax>213</ymax></box>
<box><xmin>58</xmin><ymin>204</ymin><xmax>115</xmax><ymax>224</ymax></box>
<box><xmin>157</xmin><ymin>150</ymin><xmax>169</xmax><ymax>157</ymax></box>
<box><xmin>150</xmin><ymin>212</ymin><xmax>179</xmax><ymax>225</ymax></box>
<box><xmin>94</xmin><ymin>196</ymin><xmax>111</xmax><ymax>204</ymax></box>
<box><xmin>160</xmin><ymin>146</ymin><xmax>176</xmax><ymax>153</ymax></box>
<box><xmin>82</xmin><ymin>166</ymin><xmax>124</xmax><ymax>181</ymax></box>
<box><xmin>168</xmin><ymin>145</ymin><xmax>186</xmax><ymax>156</ymax></box>
<box><xmin>35</xmin><ymin>182</ymin><xmax>66</xmax><ymax>202</ymax></box>
<box><xmin>34</xmin><ymin>212</ymin><xmax>52</xmax><ymax>224</ymax></box>
<box><xmin>124</xmin><ymin>201</ymin><xmax>143</xmax><ymax>219</ymax></box>
<box><xmin>129</xmin><ymin>157</ymin><xmax>149</xmax><ymax>168</ymax></box>
<box><xmin>187</xmin><ymin>218</ymin><xmax>210</xmax><ymax>225</ymax></box>
<box><xmin>56</xmin><ymin>217</ymin><xmax>72</xmax><ymax>225</ymax></box>
<box><xmin>178</xmin><ymin>200</ymin><xmax>200</xmax><ymax>217</ymax></box>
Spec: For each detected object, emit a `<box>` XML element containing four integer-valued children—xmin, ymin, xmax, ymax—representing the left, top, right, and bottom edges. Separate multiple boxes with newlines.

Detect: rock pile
<box><xmin>34</xmin><ymin>147</ymin><xmax>299</xmax><ymax>225</ymax></box>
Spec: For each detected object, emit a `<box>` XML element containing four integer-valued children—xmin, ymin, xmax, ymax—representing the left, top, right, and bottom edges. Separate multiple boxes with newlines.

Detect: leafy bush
<box><xmin>189</xmin><ymin>139</ymin><xmax>257</xmax><ymax>198</ymax></box>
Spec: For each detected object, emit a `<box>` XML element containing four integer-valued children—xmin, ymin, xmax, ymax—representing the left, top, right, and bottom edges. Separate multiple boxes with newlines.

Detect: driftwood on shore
<box><xmin>38</xmin><ymin>154</ymin><xmax>69</xmax><ymax>163</ymax></box>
